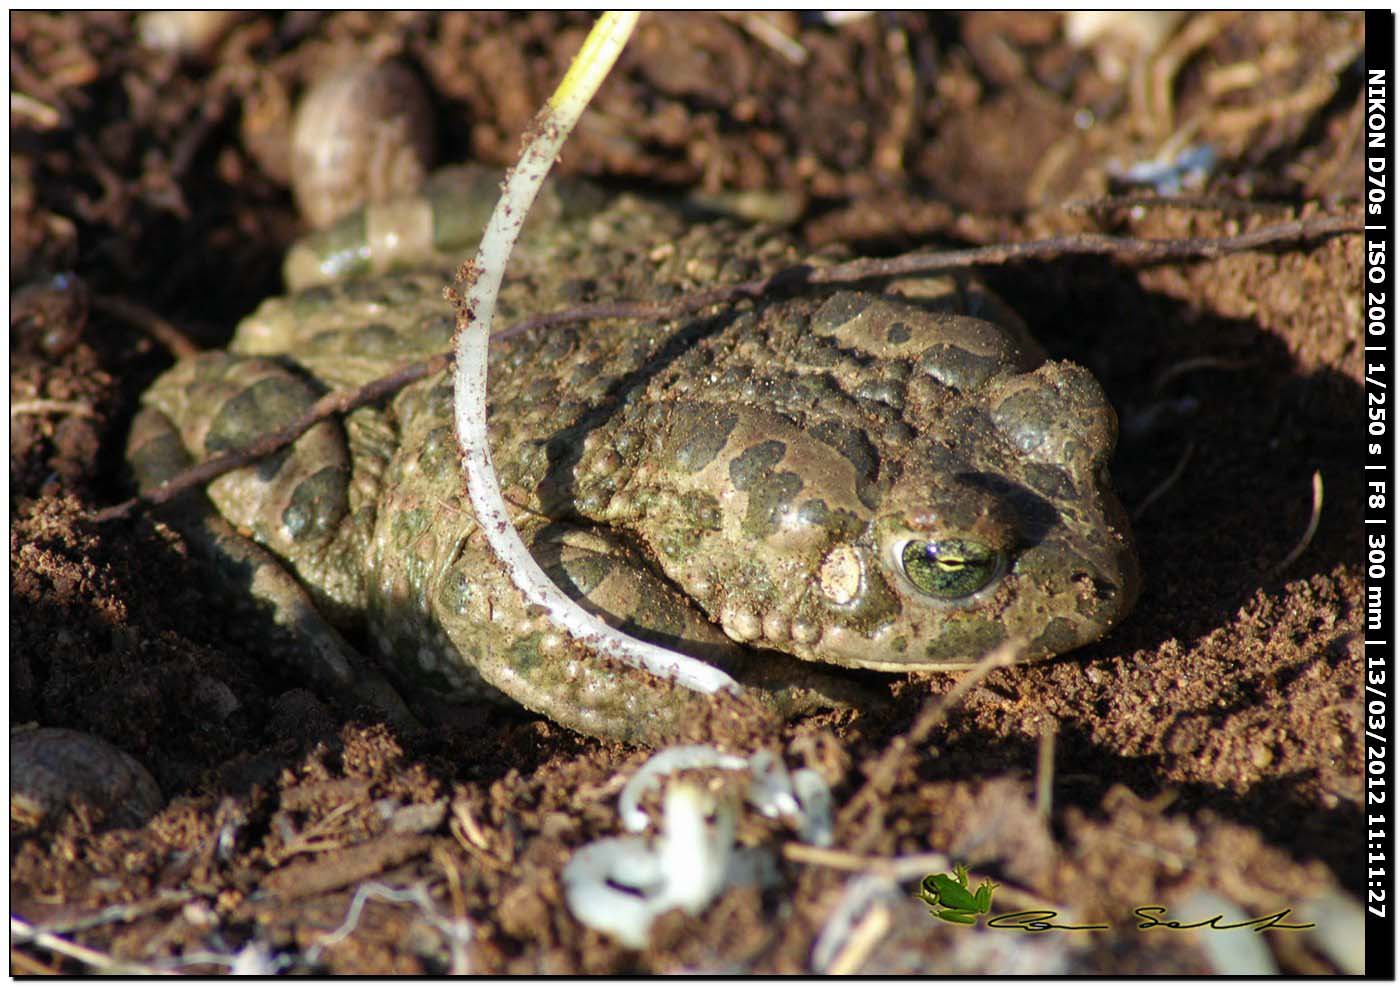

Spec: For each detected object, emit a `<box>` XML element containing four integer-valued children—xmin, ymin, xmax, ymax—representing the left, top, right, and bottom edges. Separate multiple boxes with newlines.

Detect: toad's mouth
<box><xmin>793</xmin><ymin>565</ymin><xmax>1137</xmax><ymax>671</ymax></box>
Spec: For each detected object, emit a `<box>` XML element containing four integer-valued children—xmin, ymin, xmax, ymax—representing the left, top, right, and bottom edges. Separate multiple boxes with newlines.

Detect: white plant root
<box><xmin>564</xmin><ymin>743</ymin><xmax>834</xmax><ymax>947</ymax></box>
<box><xmin>451</xmin><ymin>11</ymin><xmax>738</xmax><ymax>696</ymax></box>
<box><xmin>562</xmin><ymin>781</ymin><xmax>735</xmax><ymax>949</ymax></box>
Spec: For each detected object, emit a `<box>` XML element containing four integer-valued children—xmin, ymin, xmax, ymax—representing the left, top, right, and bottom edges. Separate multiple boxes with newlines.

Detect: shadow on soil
<box><xmin>985</xmin><ymin>253</ymin><xmax>1361</xmax><ymax>652</ymax></box>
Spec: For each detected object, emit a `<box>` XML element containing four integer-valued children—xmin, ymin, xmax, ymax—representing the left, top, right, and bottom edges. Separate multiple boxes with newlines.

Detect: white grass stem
<box><xmin>452</xmin><ymin>11</ymin><xmax>738</xmax><ymax>696</ymax></box>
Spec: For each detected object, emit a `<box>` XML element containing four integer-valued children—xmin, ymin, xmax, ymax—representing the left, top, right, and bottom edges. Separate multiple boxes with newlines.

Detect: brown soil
<box><xmin>10</xmin><ymin>12</ymin><xmax>1366</xmax><ymax>975</ymax></box>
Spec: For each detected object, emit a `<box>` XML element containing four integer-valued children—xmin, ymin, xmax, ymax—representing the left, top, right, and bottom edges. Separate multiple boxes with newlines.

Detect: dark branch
<box><xmin>93</xmin><ymin>354</ymin><xmax>450</xmax><ymax>523</ymax></box>
<box><xmin>93</xmin><ymin>214</ymin><xmax>1359</xmax><ymax>524</ymax></box>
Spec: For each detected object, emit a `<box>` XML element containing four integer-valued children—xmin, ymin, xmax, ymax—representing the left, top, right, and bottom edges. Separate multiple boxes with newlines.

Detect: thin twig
<box><xmin>814</xmin><ymin>214</ymin><xmax>1360</xmax><ymax>280</ymax></box>
<box><xmin>1035</xmin><ymin>720</ymin><xmax>1057</xmax><ymax>822</ymax></box>
<box><xmin>10</xmin><ymin>946</ymin><xmax>58</xmax><ymax>974</ymax></box>
<box><xmin>1061</xmin><ymin>193</ymin><xmax>1298</xmax><ymax>217</ymax></box>
<box><xmin>838</xmin><ymin>639</ymin><xmax>1028</xmax><ymax>831</ymax></box>
<box><xmin>31</xmin><ymin>889</ymin><xmax>196</xmax><ymax>935</ymax></box>
<box><xmin>782</xmin><ymin>843</ymin><xmax>952</xmax><ymax>882</ymax></box>
<box><xmin>93</xmin><ymin>295</ymin><xmax>202</xmax><ymax>360</ymax></box>
<box><xmin>495</xmin><ymin>214</ymin><xmax>1360</xmax><ymax>344</ymax></box>
<box><xmin>824</xmin><ymin>903</ymin><xmax>891</xmax><ymax>975</ymax></box>
<box><xmin>724</xmin><ymin>12</ymin><xmax>807</xmax><ymax>65</ymax></box>
<box><xmin>810</xmin><ymin>873</ymin><xmax>899</xmax><ymax>974</ymax></box>
<box><xmin>11</xmin><ymin>916</ymin><xmax>172</xmax><ymax>975</ymax></box>
<box><xmin>1132</xmin><ymin>441</ymin><xmax>1195</xmax><ymax>521</ymax></box>
<box><xmin>906</xmin><ymin>638</ymin><xmax>1029</xmax><ymax>748</ymax></box>
<box><xmin>1270</xmin><ymin>470</ymin><xmax>1324</xmax><ymax>577</ymax></box>
<box><xmin>432</xmin><ymin>845</ymin><xmax>475</xmax><ymax>974</ymax></box>
<box><xmin>11</xmin><ymin>398</ymin><xmax>97</xmax><ymax>419</ymax></box>
<box><xmin>91</xmin><ymin>353</ymin><xmax>448</xmax><ymax>522</ymax></box>
<box><xmin>1142</xmin><ymin>12</ymin><xmax>1236</xmax><ymax>139</ymax></box>
<box><xmin>784</xmin><ymin>843</ymin><xmax>1057</xmax><ymax>912</ymax></box>
<box><xmin>9</xmin><ymin>52</ymin><xmax>75</xmax><ymax>129</ymax></box>
<box><xmin>1152</xmin><ymin>355</ymin><xmax>1256</xmax><ymax>393</ymax></box>
<box><xmin>91</xmin><ymin>216</ymin><xmax>1358</xmax><ymax>525</ymax></box>
<box><xmin>11</xmin><ymin>90</ymin><xmax>63</xmax><ymax>130</ymax></box>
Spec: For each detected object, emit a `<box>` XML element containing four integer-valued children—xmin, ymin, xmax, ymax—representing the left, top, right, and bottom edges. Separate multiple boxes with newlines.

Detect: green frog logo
<box><xmin>916</xmin><ymin>865</ymin><xmax>999</xmax><ymax>925</ymax></box>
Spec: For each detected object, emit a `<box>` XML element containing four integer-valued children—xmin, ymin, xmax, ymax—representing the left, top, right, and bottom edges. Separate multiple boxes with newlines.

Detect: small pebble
<box><xmin>137</xmin><ymin>11</ymin><xmax>245</xmax><ymax>59</ymax></box>
<box><xmin>11</xmin><ymin>726</ymin><xmax>162</xmax><ymax>831</ymax></box>
<box><xmin>290</xmin><ymin>61</ymin><xmax>437</xmax><ymax>229</ymax></box>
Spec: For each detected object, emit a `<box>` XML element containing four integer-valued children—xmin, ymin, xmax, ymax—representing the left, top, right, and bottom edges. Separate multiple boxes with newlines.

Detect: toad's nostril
<box><xmin>1093</xmin><ymin>578</ymin><xmax>1119</xmax><ymax>601</ymax></box>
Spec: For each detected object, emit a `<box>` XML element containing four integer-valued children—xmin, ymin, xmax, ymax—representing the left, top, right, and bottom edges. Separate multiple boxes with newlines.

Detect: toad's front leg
<box><xmin>127</xmin><ymin>355</ymin><xmax>416</xmax><ymax>728</ymax></box>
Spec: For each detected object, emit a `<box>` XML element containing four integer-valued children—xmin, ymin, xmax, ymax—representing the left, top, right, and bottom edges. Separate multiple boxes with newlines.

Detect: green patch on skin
<box><xmin>918</xmin><ymin>343</ymin><xmax>1005</xmax><ymax>392</ymax></box>
<box><xmin>663</xmin><ymin>404</ymin><xmax>739</xmax><ymax>473</ymax></box>
<box><xmin>292</xmin><ymin>210</ymin><xmax>370</xmax><ymax>285</ymax></box>
<box><xmin>204</xmin><ymin>377</ymin><xmax>319</xmax><ymax>456</ymax></box>
<box><xmin>652</xmin><ymin>490</ymin><xmax>723</xmax><ymax>563</ymax></box>
<box><xmin>288</xmin><ymin>283</ymin><xmax>340</xmax><ymax>318</ymax></box>
<box><xmin>1033</xmin><ymin>616</ymin><xmax>1080</xmax><ymax>654</ymax></box>
<box><xmin>922</xmin><ymin>618</ymin><xmax>1007</xmax><ymax>663</ymax></box>
<box><xmin>618</xmin><ymin>590</ymin><xmax>688</xmax><ymax>646</ymax></box>
<box><xmin>391</xmin><ymin>507</ymin><xmax>432</xmax><ymax>543</ymax></box>
<box><xmin>435</xmin><ymin>567</ymin><xmax>475</xmax><ymax>617</ymax></box>
<box><xmin>282</xmin><ymin>465</ymin><xmax>350</xmax><ymax>542</ymax></box>
<box><xmin>310</xmin><ymin>321</ymin><xmax>400</xmax><ymax>358</ymax></box>
<box><xmin>728</xmin><ymin>439</ymin><xmax>805</xmax><ymax>539</ymax></box>
<box><xmin>128</xmin><ymin>427</ymin><xmax>190</xmax><ymax>488</ymax></box>
<box><xmin>509</xmin><ymin>633</ymin><xmax>546</xmax><ymax>677</ymax></box>
<box><xmin>809</xmin><ymin>419</ymin><xmax>882</xmax><ymax>510</ymax></box>
<box><xmin>728</xmin><ymin>440</ymin><xmax>787</xmax><ymax>491</ymax></box>
<box><xmin>742</xmin><ymin>470</ymin><xmax>804</xmax><ymax>540</ymax></box>
<box><xmin>810</xmin><ymin>290</ymin><xmax>871</xmax><ymax>335</ymax></box>
<box><xmin>415</xmin><ymin>425</ymin><xmax>459</xmax><ymax>477</ymax></box>
<box><xmin>795</xmin><ymin>498</ymin><xmax>864</xmax><ymax>539</ymax></box>
<box><xmin>556</xmin><ymin>549</ymin><xmax>616</xmax><ymax>598</ymax></box>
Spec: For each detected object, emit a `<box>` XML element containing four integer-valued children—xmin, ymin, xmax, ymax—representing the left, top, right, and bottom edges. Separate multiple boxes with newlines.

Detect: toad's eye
<box><xmin>899</xmin><ymin>538</ymin><xmax>1005</xmax><ymax>599</ymax></box>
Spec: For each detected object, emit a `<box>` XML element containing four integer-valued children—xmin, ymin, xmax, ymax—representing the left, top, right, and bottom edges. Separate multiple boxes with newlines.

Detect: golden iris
<box><xmin>900</xmin><ymin>538</ymin><xmax>1003</xmax><ymax>599</ymax></box>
